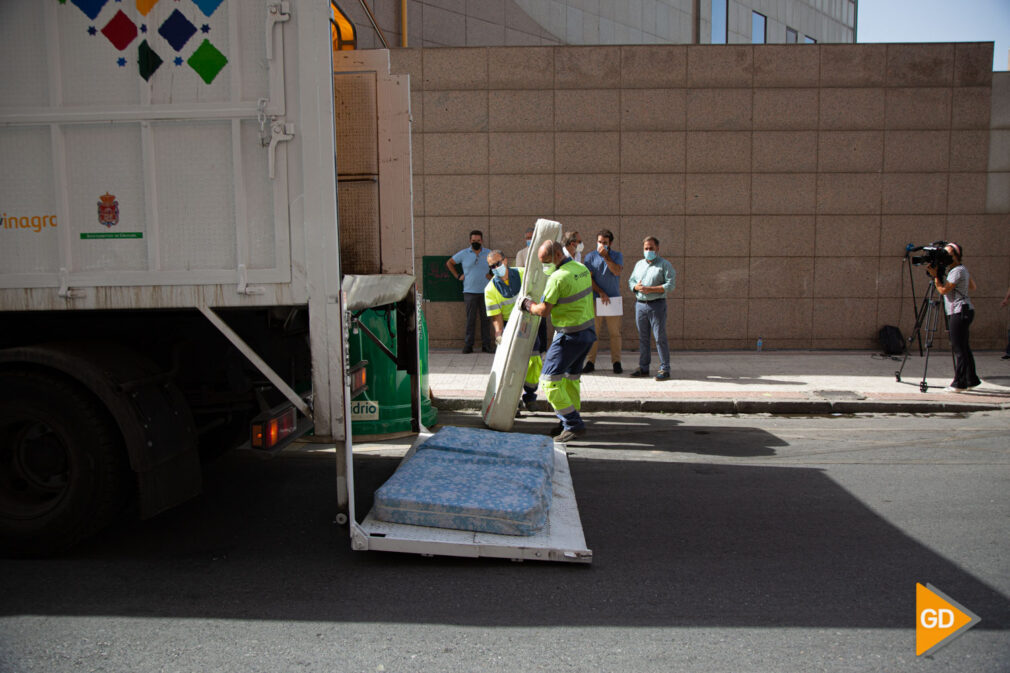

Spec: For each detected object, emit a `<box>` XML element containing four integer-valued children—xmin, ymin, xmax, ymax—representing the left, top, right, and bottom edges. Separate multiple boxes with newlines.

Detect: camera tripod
<box><xmin>895</xmin><ymin>279</ymin><xmax>953</xmax><ymax>392</ymax></box>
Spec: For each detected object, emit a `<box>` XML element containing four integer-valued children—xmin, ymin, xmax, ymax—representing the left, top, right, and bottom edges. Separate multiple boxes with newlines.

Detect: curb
<box><xmin>431</xmin><ymin>396</ymin><xmax>1007</xmax><ymax>415</ymax></box>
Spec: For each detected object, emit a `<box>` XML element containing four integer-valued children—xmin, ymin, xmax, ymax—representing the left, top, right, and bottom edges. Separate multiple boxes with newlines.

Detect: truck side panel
<box><xmin>0</xmin><ymin>0</ymin><xmax>344</xmax><ymax>440</ymax></box>
<box><xmin>0</xmin><ymin>0</ymin><xmax>329</xmax><ymax>305</ymax></box>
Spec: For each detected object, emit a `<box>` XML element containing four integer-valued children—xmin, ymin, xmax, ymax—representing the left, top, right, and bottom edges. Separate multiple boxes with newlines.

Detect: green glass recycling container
<box><xmin>348</xmin><ymin>306</ymin><xmax>437</xmax><ymax>437</ymax></box>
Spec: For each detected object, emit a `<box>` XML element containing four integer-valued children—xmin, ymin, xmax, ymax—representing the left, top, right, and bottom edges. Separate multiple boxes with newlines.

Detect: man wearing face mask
<box><xmin>562</xmin><ymin>230</ymin><xmax>584</xmax><ymax>264</ymax></box>
<box><xmin>484</xmin><ymin>250</ymin><xmax>547</xmax><ymax>412</ymax></box>
<box><xmin>514</xmin><ymin>227</ymin><xmax>535</xmax><ymax>268</ymax></box>
<box><xmin>447</xmin><ymin>230</ymin><xmax>492</xmax><ymax>354</ymax></box>
<box><xmin>519</xmin><ymin>240</ymin><xmax>596</xmax><ymax>442</ymax></box>
<box><xmin>581</xmin><ymin>229</ymin><xmax>624</xmax><ymax>374</ymax></box>
<box><xmin>628</xmin><ymin>236</ymin><xmax>676</xmax><ymax>381</ymax></box>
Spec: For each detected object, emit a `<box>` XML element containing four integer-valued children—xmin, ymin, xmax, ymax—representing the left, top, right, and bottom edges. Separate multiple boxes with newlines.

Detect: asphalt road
<box><xmin>1</xmin><ymin>410</ymin><xmax>1008</xmax><ymax>673</ymax></box>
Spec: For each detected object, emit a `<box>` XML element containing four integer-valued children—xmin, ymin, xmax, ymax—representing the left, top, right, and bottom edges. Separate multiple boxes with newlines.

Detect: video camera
<box><xmin>906</xmin><ymin>241</ymin><xmax>953</xmax><ymax>279</ymax></box>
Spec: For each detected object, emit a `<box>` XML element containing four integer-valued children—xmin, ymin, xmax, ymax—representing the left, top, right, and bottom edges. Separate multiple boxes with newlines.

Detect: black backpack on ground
<box><xmin>878</xmin><ymin>325</ymin><xmax>905</xmax><ymax>355</ymax></box>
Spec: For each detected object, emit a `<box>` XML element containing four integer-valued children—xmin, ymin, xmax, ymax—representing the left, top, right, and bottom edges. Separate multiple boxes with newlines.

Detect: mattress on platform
<box><xmin>415</xmin><ymin>426</ymin><xmax>554</xmax><ymax>476</ymax></box>
<box><xmin>373</xmin><ymin>427</ymin><xmax>554</xmax><ymax>536</ymax></box>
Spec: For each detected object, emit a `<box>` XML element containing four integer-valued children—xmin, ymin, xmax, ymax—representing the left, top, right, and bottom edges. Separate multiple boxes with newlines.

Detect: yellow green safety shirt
<box><xmin>543</xmin><ymin>259</ymin><xmax>594</xmax><ymax>332</ymax></box>
<box><xmin>484</xmin><ymin>267</ymin><xmax>525</xmax><ymax>322</ymax></box>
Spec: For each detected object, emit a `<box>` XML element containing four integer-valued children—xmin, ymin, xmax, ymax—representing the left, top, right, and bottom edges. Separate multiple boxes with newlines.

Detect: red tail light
<box><xmin>349</xmin><ymin>360</ymin><xmax>368</xmax><ymax>398</ymax></box>
<box><xmin>251</xmin><ymin>407</ymin><xmax>297</xmax><ymax>450</ymax></box>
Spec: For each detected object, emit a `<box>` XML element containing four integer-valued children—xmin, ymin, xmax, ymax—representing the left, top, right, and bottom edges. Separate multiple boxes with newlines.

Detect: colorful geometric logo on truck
<box><xmin>60</xmin><ymin>0</ymin><xmax>228</xmax><ymax>85</ymax></box>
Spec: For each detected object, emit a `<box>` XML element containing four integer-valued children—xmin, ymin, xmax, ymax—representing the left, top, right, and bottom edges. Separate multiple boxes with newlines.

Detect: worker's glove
<box><xmin>519</xmin><ymin>297</ymin><xmax>533</xmax><ymax>313</ymax></box>
<box><xmin>495</xmin><ymin>335</ymin><xmax>502</xmax><ymax>345</ymax></box>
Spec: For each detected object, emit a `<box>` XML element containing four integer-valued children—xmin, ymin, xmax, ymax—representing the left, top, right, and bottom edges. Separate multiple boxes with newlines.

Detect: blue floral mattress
<box><xmin>373</xmin><ymin>427</ymin><xmax>555</xmax><ymax>536</ymax></box>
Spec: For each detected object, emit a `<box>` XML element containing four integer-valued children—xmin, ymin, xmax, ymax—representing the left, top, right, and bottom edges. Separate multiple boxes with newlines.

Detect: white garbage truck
<box><xmin>0</xmin><ymin>0</ymin><xmax>590</xmax><ymax>562</ymax></box>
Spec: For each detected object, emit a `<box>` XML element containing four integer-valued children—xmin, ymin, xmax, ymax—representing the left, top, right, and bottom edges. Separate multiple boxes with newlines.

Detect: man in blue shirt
<box><xmin>446</xmin><ymin>230</ymin><xmax>492</xmax><ymax>353</ymax></box>
<box><xmin>515</xmin><ymin>226</ymin><xmax>534</xmax><ymax>268</ymax></box>
<box><xmin>627</xmin><ymin>236</ymin><xmax>676</xmax><ymax>381</ymax></box>
<box><xmin>582</xmin><ymin>229</ymin><xmax>624</xmax><ymax>374</ymax></box>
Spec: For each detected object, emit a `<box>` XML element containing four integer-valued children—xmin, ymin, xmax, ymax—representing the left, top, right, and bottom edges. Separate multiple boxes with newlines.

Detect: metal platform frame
<box><xmin>353</xmin><ymin>439</ymin><xmax>592</xmax><ymax>564</ymax></box>
<box><xmin>339</xmin><ymin>283</ymin><xmax>592</xmax><ymax>564</ymax></box>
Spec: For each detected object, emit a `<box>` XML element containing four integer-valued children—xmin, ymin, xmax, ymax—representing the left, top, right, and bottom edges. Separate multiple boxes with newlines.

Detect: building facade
<box><xmin>336</xmin><ymin>0</ymin><xmax>857</xmax><ymax>50</ymax></box>
<box><xmin>387</xmin><ymin>43</ymin><xmax>1008</xmax><ymax>350</ymax></box>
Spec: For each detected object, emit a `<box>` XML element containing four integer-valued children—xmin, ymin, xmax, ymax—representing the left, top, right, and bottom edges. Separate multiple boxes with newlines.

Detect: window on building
<box><xmin>786</xmin><ymin>27</ymin><xmax>798</xmax><ymax>43</ymax></box>
<box><xmin>804</xmin><ymin>35</ymin><xmax>817</xmax><ymax>44</ymax></box>
<box><xmin>711</xmin><ymin>0</ymin><xmax>727</xmax><ymax>44</ymax></box>
<box><xmin>752</xmin><ymin>11</ymin><xmax>766</xmax><ymax>44</ymax></box>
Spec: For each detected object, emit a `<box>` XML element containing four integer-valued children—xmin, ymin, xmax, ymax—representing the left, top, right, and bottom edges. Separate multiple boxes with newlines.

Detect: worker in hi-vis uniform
<box><xmin>519</xmin><ymin>240</ymin><xmax>596</xmax><ymax>442</ymax></box>
<box><xmin>484</xmin><ymin>250</ymin><xmax>546</xmax><ymax>414</ymax></box>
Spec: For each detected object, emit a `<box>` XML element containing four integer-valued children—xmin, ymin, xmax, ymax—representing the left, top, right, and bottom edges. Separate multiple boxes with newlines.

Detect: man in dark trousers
<box><xmin>628</xmin><ymin>236</ymin><xmax>676</xmax><ymax>381</ymax></box>
<box><xmin>446</xmin><ymin>230</ymin><xmax>492</xmax><ymax>353</ymax></box>
<box><xmin>520</xmin><ymin>240</ymin><xmax>596</xmax><ymax>442</ymax></box>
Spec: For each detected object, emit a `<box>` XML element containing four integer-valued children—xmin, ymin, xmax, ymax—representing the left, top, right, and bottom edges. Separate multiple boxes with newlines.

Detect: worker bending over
<box><xmin>484</xmin><ymin>250</ymin><xmax>546</xmax><ymax>413</ymax></box>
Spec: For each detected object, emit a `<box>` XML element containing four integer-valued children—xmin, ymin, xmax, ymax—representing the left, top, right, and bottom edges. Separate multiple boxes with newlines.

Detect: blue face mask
<box><xmin>492</xmin><ymin>265</ymin><xmax>507</xmax><ymax>278</ymax></box>
<box><xmin>525</xmin><ymin>239</ymin><xmax>532</xmax><ymax>247</ymax></box>
<box><xmin>644</xmin><ymin>250</ymin><xmax>657</xmax><ymax>261</ymax></box>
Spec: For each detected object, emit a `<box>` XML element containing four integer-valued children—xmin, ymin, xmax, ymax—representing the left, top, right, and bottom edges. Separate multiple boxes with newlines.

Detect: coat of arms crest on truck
<box><xmin>97</xmin><ymin>192</ymin><xmax>119</xmax><ymax>228</ymax></box>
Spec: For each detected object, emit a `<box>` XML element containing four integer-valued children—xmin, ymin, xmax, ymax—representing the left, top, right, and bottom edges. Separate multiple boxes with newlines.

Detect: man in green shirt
<box><xmin>519</xmin><ymin>240</ymin><xmax>596</xmax><ymax>442</ymax></box>
<box><xmin>627</xmin><ymin>236</ymin><xmax>676</xmax><ymax>381</ymax></box>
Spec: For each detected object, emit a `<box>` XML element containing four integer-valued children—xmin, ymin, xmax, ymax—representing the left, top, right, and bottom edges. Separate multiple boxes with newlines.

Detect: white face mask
<box><xmin>575</xmin><ymin>242</ymin><xmax>584</xmax><ymax>254</ymax></box>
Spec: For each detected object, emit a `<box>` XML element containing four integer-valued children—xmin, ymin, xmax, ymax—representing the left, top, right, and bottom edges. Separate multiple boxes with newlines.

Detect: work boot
<box><xmin>546</xmin><ymin>423</ymin><xmax>563</xmax><ymax>437</ymax></box>
<box><xmin>582</xmin><ymin>361</ymin><xmax>595</xmax><ymax>374</ymax></box>
<box><xmin>655</xmin><ymin>370</ymin><xmax>670</xmax><ymax>381</ymax></box>
<box><xmin>630</xmin><ymin>368</ymin><xmax>649</xmax><ymax>377</ymax></box>
<box><xmin>554</xmin><ymin>426</ymin><xmax>586</xmax><ymax>443</ymax></box>
<box><xmin>613</xmin><ymin>362</ymin><xmax>623</xmax><ymax>374</ymax></box>
<box><xmin>462</xmin><ymin>345</ymin><xmax>473</xmax><ymax>354</ymax></box>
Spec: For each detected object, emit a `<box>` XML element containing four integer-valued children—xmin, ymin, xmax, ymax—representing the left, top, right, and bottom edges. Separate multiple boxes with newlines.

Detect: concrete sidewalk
<box><xmin>428</xmin><ymin>349</ymin><xmax>1010</xmax><ymax>414</ymax></box>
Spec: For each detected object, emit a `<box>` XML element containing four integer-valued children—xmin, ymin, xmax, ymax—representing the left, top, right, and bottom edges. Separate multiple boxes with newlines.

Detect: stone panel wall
<box><xmin>392</xmin><ymin>43</ymin><xmax>1009</xmax><ymax>350</ymax></box>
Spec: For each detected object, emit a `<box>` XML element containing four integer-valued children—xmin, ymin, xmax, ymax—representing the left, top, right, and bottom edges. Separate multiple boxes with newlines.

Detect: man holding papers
<box><xmin>581</xmin><ymin>229</ymin><xmax>624</xmax><ymax>374</ymax></box>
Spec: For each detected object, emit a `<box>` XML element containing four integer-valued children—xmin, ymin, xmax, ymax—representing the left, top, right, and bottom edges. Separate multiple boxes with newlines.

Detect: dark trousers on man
<box><xmin>541</xmin><ymin>328</ymin><xmax>596</xmax><ymax>431</ymax></box>
<box><xmin>463</xmin><ymin>292</ymin><xmax>490</xmax><ymax>350</ymax></box>
<box><xmin>635</xmin><ymin>298</ymin><xmax>670</xmax><ymax>373</ymax></box>
<box><xmin>948</xmin><ymin>308</ymin><xmax>980</xmax><ymax>388</ymax></box>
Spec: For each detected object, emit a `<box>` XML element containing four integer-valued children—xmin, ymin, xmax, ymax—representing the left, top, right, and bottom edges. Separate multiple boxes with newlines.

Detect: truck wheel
<box><xmin>0</xmin><ymin>371</ymin><xmax>130</xmax><ymax>556</ymax></box>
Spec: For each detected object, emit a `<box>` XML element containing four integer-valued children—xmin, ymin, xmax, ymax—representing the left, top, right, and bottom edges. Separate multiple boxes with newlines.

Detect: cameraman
<box><xmin>927</xmin><ymin>242</ymin><xmax>981</xmax><ymax>391</ymax></box>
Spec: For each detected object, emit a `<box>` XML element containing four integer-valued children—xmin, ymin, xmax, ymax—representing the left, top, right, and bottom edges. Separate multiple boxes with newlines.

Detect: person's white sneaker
<box><xmin>943</xmin><ymin>386</ymin><xmax>966</xmax><ymax>393</ymax></box>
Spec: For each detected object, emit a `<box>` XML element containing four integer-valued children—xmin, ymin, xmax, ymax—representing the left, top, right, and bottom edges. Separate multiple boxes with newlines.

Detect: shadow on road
<box><xmin>1</xmin><ymin>432</ymin><xmax>1007</xmax><ymax>632</ymax></box>
<box><xmin>446</xmin><ymin>410</ymin><xmax>785</xmax><ymax>457</ymax></box>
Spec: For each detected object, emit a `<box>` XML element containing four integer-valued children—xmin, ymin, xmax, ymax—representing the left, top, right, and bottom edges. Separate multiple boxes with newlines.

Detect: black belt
<box><xmin>637</xmin><ymin>298</ymin><xmax>665</xmax><ymax>304</ymax></box>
